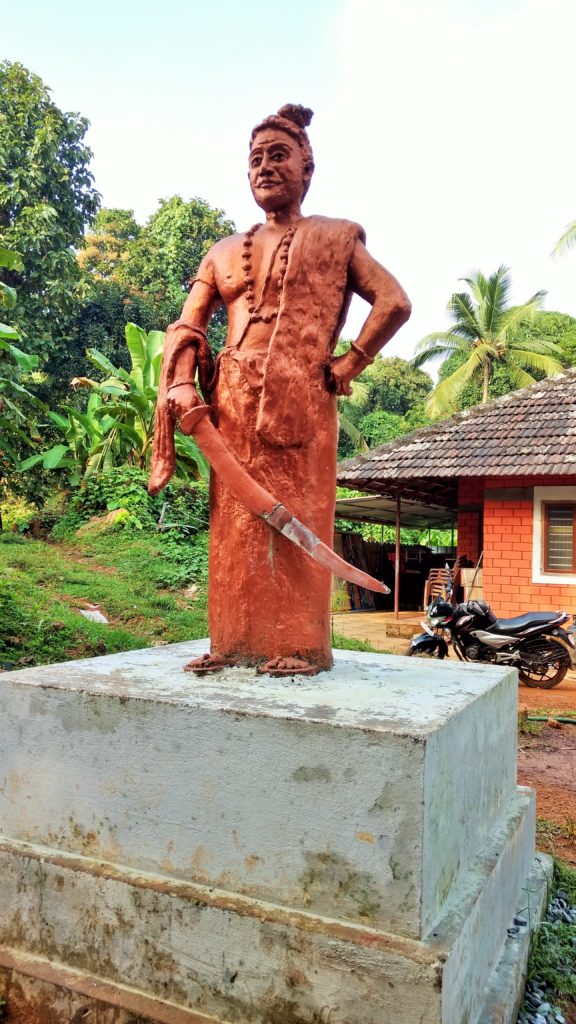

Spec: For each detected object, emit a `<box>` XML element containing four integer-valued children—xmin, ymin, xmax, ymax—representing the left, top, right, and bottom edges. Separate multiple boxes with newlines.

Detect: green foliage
<box><xmin>124</xmin><ymin>196</ymin><xmax>234</xmax><ymax>328</ymax></box>
<box><xmin>414</xmin><ymin>266</ymin><xmax>562</xmax><ymax>417</ymax></box>
<box><xmin>74</xmin><ymin>199</ymin><xmax>236</xmax><ymax>368</ymax></box>
<box><xmin>514</xmin><ymin>310</ymin><xmax>576</xmax><ymax>368</ymax></box>
<box><xmin>357</xmin><ymin>410</ymin><xmax>409</xmax><ymax>448</ymax></box>
<box><xmin>51</xmin><ymin>465</ymin><xmax>208</xmax><ymax>539</ymax></box>
<box><xmin>150</xmin><ymin>531</ymin><xmax>209</xmax><ymax>588</ymax></box>
<box><xmin>553</xmin><ymin>220</ymin><xmax>576</xmax><ymax>256</ymax></box>
<box><xmin>331</xmin><ymin>633</ymin><xmax>379</xmax><ymax>653</ymax></box>
<box><xmin>71</xmin><ymin>280</ymin><xmax>157</xmax><ymax>375</ymax></box>
<box><xmin>21</xmin><ymin>322</ymin><xmax>209</xmax><ymax>484</ymax></box>
<box><xmin>436</xmin><ymin>310</ymin><xmax>576</xmax><ymax>412</ymax></box>
<box><xmin>0</xmin><ymin>246</ymin><xmax>48</xmax><ymax>502</ymax></box>
<box><xmin>78</xmin><ymin>208</ymin><xmax>140</xmax><ymax>280</ymax></box>
<box><xmin>337</xmin><ymin>354</ymin><xmax>433</xmax><ymax>460</ymax></box>
<box><xmin>0</xmin><ymin>61</ymin><xmax>99</xmax><ymax>383</ymax></box>
<box><xmin>0</xmin><ymin>531</ymin><xmax>209</xmax><ymax>667</ymax></box>
<box><xmin>526</xmin><ymin>860</ymin><xmax>576</xmax><ymax>999</ymax></box>
<box><xmin>360</xmin><ymin>355</ymin><xmax>433</xmax><ymax>416</ymax></box>
<box><xmin>0</xmin><ymin>494</ymin><xmax>37</xmax><ymax>532</ymax></box>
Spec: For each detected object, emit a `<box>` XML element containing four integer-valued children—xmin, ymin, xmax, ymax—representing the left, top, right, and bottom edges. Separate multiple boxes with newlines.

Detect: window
<box><xmin>533</xmin><ymin>486</ymin><xmax>576</xmax><ymax>584</ymax></box>
<box><xmin>543</xmin><ymin>503</ymin><xmax>576</xmax><ymax>572</ymax></box>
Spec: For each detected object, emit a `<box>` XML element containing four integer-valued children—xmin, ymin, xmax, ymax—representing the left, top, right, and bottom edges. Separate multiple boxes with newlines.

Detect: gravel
<box><xmin>516</xmin><ymin>892</ymin><xmax>575</xmax><ymax>1024</ymax></box>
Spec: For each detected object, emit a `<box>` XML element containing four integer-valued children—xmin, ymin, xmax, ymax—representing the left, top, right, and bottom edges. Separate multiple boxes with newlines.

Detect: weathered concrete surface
<box><xmin>0</xmin><ymin>642</ymin><xmax>537</xmax><ymax>1023</ymax></box>
<box><xmin>479</xmin><ymin>853</ymin><xmax>554</xmax><ymax>1024</ymax></box>
<box><xmin>0</xmin><ymin>790</ymin><xmax>535</xmax><ymax>1023</ymax></box>
<box><xmin>0</xmin><ymin>640</ymin><xmax>517</xmax><ymax>939</ymax></box>
<box><xmin>0</xmin><ymin>947</ymin><xmax>222</xmax><ymax>1022</ymax></box>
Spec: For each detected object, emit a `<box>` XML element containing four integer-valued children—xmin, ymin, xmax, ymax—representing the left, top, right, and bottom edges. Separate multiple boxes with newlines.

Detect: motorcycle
<box><xmin>406</xmin><ymin>582</ymin><xmax>576</xmax><ymax>688</ymax></box>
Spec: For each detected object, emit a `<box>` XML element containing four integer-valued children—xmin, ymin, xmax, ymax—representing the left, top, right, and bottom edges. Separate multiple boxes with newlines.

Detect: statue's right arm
<box><xmin>166</xmin><ymin>254</ymin><xmax>222</xmax><ymax>421</ymax></box>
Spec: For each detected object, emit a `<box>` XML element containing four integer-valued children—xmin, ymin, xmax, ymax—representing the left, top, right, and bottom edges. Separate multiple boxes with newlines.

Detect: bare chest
<box><xmin>212</xmin><ymin>230</ymin><xmax>291</xmax><ymax>306</ymax></box>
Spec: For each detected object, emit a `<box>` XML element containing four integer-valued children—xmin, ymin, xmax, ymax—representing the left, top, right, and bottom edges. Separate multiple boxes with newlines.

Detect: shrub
<box><xmin>51</xmin><ymin>466</ymin><xmax>208</xmax><ymax>539</ymax></box>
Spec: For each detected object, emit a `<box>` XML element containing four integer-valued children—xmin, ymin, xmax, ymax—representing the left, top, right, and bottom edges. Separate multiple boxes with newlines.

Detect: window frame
<box><xmin>532</xmin><ymin>485</ymin><xmax>576</xmax><ymax>584</ymax></box>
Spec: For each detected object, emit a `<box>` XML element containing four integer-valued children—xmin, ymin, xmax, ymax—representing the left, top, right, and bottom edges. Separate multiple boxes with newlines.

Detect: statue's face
<box><xmin>249</xmin><ymin>130</ymin><xmax>310</xmax><ymax>211</ymax></box>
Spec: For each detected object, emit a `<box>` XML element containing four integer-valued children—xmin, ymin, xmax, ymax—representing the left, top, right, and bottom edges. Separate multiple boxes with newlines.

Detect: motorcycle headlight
<box><xmin>429</xmin><ymin>616</ymin><xmax>445</xmax><ymax>627</ymax></box>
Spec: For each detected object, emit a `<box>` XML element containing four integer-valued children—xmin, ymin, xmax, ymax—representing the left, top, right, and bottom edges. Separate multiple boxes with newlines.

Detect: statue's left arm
<box><xmin>329</xmin><ymin>240</ymin><xmax>411</xmax><ymax>396</ymax></box>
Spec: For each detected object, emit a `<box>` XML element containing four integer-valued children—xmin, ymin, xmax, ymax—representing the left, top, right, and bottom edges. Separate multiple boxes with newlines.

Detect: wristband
<box><xmin>168</xmin><ymin>379</ymin><xmax>196</xmax><ymax>392</ymax></box>
<box><xmin>170</xmin><ymin>320</ymin><xmax>208</xmax><ymax>338</ymax></box>
<box><xmin>349</xmin><ymin>341</ymin><xmax>374</xmax><ymax>366</ymax></box>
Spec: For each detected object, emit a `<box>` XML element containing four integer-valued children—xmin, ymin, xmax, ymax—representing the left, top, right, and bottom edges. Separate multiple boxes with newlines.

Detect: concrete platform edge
<box><xmin>479</xmin><ymin>853</ymin><xmax>554</xmax><ymax>1024</ymax></box>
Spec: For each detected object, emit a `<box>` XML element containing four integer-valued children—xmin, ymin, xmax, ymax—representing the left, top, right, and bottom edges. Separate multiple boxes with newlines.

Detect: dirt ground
<box><xmin>518</xmin><ymin>724</ymin><xmax>576</xmax><ymax>867</ymax></box>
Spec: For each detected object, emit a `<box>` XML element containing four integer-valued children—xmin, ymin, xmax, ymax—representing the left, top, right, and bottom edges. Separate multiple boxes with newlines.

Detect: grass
<box><xmin>332</xmin><ymin>633</ymin><xmax>383</xmax><ymax>653</ymax></box>
<box><xmin>519</xmin><ymin>713</ymin><xmax>545</xmax><ymax>736</ymax></box>
<box><xmin>527</xmin><ymin>859</ymin><xmax>576</xmax><ymax>1002</ymax></box>
<box><xmin>537</xmin><ymin>817</ymin><xmax>576</xmax><ymax>845</ymax></box>
<box><xmin>0</xmin><ymin>532</ymin><xmax>384</xmax><ymax>669</ymax></box>
<box><xmin>0</xmin><ymin>532</ymin><xmax>208</xmax><ymax>668</ymax></box>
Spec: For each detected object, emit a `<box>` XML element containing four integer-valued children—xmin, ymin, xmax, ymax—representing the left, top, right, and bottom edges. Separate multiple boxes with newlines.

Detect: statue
<box><xmin>149</xmin><ymin>104</ymin><xmax>411</xmax><ymax>676</ymax></box>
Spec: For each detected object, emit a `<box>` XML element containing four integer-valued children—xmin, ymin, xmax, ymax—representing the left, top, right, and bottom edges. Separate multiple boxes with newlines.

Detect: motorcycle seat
<box><xmin>488</xmin><ymin>611</ymin><xmax>563</xmax><ymax>635</ymax></box>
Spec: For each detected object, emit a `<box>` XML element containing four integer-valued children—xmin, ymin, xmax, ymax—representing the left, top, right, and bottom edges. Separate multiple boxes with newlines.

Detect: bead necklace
<box><xmin>241</xmin><ymin>223</ymin><xmax>297</xmax><ymax>324</ymax></box>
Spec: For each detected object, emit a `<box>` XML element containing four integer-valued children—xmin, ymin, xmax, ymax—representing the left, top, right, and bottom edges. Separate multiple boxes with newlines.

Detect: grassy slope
<box><xmin>0</xmin><ymin>532</ymin><xmax>209</xmax><ymax>668</ymax></box>
<box><xmin>0</xmin><ymin>532</ymin><xmax>375</xmax><ymax>669</ymax></box>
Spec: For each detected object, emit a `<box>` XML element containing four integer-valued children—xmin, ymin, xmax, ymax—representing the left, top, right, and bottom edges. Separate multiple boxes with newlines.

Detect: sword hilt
<box><xmin>178</xmin><ymin>404</ymin><xmax>212</xmax><ymax>435</ymax></box>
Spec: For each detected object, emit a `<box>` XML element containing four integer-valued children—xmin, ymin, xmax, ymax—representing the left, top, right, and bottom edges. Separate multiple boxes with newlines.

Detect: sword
<box><xmin>178</xmin><ymin>405</ymin><xmax>390</xmax><ymax>595</ymax></box>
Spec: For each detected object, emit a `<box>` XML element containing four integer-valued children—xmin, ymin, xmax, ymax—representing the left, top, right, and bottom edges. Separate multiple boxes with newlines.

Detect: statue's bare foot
<box><xmin>183</xmin><ymin>653</ymin><xmax>234</xmax><ymax>676</ymax></box>
<box><xmin>257</xmin><ymin>656</ymin><xmax>320</xmax><ymax>677</ymax></box>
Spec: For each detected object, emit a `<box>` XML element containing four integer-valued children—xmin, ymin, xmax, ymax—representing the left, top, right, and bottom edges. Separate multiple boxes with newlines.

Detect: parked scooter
<box><xmin>406</xmin><ymin>575</ymin><xmax>576</xmax><ymax>688</ymax></box>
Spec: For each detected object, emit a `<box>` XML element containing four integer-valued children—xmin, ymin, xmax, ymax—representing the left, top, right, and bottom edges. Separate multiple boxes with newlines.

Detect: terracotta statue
<box><xmin>149</xmin><ymin>104</ymin><xmax>410</xmax><ymax>676</ymax></box>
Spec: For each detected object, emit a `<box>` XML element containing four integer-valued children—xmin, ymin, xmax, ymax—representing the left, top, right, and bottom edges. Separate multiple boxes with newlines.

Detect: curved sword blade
<box><xmin>179</xmin><ymin>406</ymin><xmax>390</xmax><ymax>595</ymax></box>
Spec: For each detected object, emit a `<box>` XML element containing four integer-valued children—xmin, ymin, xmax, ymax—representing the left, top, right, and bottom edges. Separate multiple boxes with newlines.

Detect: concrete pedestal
<box><xmin>0</xmin><ymin>641</ymin><xmax>547</xmax><ymax>1024</ymax></box>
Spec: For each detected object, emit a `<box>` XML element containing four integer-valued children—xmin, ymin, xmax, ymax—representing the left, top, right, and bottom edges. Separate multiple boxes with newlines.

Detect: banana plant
<box><xmin>0</xmin><ymin>248</ymin><xmax>47</xmax><ymax>484</ymax></box>
<box><xmin>20</xmin><ymin>322</ymin><xmax>209</xmax><ymax>483</ymax></box>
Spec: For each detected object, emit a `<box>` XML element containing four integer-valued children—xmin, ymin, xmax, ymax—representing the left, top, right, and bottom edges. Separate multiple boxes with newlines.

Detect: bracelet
<box><xmin>349</xmin><ymin>341</ymin><xmax>374</xmax><ymax>366</ymax></box>
<box><xmin>170</xmin><ymin>320</ymin><xmax>207</xmax><ymax>337</ymax></box>
<box><xmin>167</xmin><ymin>379</ymin><xmax>196</xmax><ymax>392</ymax></box>
<box><xmin>189</xmin><ymin>277</ymin><xmax>218</xmax><ymax>291</ymax></box>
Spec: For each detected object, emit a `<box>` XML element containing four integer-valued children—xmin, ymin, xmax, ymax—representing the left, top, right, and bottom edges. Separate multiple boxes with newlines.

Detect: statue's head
<box><xmin>249</xmin><ymin>104</ymin><xmax>314</xmax><ymax>212</ymax></box>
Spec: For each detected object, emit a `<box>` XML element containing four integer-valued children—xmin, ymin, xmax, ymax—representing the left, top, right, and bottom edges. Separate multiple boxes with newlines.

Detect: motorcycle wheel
<box><xmin>518</xmin><ymin>640</ymin><xmax>570</xmax><ymax>688</ymax></box>
<box><xmin>405</xmin><ymin>645</ymin><xmax>446</xmax><ymax>659</ymax></box>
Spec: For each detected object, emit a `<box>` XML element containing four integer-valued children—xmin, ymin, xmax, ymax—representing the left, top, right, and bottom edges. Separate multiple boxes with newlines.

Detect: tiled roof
<box><xmin>338</xmin><ymin>369</ymin><xmax>576</xmax><ymax>492</ymax></box>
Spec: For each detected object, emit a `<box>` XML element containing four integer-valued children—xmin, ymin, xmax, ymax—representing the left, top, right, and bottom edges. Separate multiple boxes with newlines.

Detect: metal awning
<box><xmin>335</xmin><ymin>495</ymin><xmax>454</xmax><ymax>530</ymax></box>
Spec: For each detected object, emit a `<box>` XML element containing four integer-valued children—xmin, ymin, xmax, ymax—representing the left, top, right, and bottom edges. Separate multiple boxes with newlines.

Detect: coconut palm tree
<box><xmin>412</xmin><ymin>266</ymin><xmax>562</xmax><ymax>418</ymax></box>
<box><xmin>553</xmin><ymin>221</ymin><xmax>576</xmax><ymax>256</ymax></box>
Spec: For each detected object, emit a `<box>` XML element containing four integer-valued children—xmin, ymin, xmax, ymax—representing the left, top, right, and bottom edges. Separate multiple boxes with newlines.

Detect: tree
<box><xmin>513</xmin><ymin>310</ymin><xmax>576</xmax><ymax>368</ymax></box>
<box><xmin>0</xmin><ymin>62</ymin><xmax>100</xmax><ymax>376</ymax></box>
<box><xmin>356</xmin><ymin>409</ymin><xmax>410</xmax><ymax>447</ymax></box>
<box><xmin>413</xmin><ymin>266</ymin><xmax>562</xmax><ymax>418</ymax></box>
<box><xmin>360</xmin><ymin>355</ymin><xmax>433</xmax><ymax>416</ymax></box>
<box><xmin>21</xmin><ymin>323</ymin><xmax>208</xmax><ymax>485</ymax></box>
<box><xmin>123</xmin><ymin>196</ymin><xmax>235</xmax><ymax>350</ymax></box>
<box><xmin>0</xmin><ymin>246</ymin><xmax>48</xmax><ymax>518</ymax></box>
<box><xmin>77</xmin><ymin>208</ymin><xmax>140</xmax><ymax>281</ymax></box>
<box><xmin>553</xmin><ymin>221</ymin><xmax>576</xmax><ymax>256</ymax></box>
<box><xmin>72</xmin><ymin>200</ymin><xmax>236</xmax><ymax>377</ymax></box>
<box><xmin>336</xmin><ymin>353</ymin><xmax>433</xmax><ymax>459</ymax></box>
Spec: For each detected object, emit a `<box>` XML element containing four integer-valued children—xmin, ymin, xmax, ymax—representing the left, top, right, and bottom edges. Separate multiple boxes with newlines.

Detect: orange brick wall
<box><xmin>482</xmin><ymin>474</ymin><xmax>576</xmax><ymax>617</ymax></box>
<box><xmin>457</xmin><ymin>477</ymin><xmax>484</xmax><ymax>565</ymax></box>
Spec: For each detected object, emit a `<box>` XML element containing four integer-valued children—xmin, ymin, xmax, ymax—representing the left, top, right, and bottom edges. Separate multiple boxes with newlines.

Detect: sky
<box><xmin>4</xmin><ymin>0</ymin><xmax>576</xmax><ymax>361</ymax></box>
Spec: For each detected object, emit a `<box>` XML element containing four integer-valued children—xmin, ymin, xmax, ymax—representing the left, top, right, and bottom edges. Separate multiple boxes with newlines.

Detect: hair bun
<box><xmin>277</xmin><ymin>104</ymin><xmax>314</xmax><ymax>129</ymax></box>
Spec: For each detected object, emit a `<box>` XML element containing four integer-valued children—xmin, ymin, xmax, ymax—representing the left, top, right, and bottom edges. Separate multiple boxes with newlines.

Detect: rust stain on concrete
<box><xmin>355</xmin><ymin>831</ymin><xmax>376</xmax><ymax>845</ymax></box>
<box><xmin>0</xmin><ymin>836</ymin><xmax>448</xmax><ymax>965</ymax></box>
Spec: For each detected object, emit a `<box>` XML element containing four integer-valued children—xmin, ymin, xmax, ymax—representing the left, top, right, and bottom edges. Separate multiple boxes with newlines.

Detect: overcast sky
<box><xmin>4</xmin><ymin>0</ymin><xmax>576</xmax><ymax>360</ymax></box>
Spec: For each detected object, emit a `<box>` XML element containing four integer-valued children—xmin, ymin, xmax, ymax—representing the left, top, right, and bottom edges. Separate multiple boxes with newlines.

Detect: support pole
<box><xmin>394</xmin><ymin>495</ymin><xmax>401</xmax><ymax>619</ymax></box>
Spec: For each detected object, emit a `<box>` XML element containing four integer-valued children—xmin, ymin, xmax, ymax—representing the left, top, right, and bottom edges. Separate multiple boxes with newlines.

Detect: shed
<box><xmin>337</xmin><ymin>369</ymin><xmax>576</xmax><ymax>617</ymax></box>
